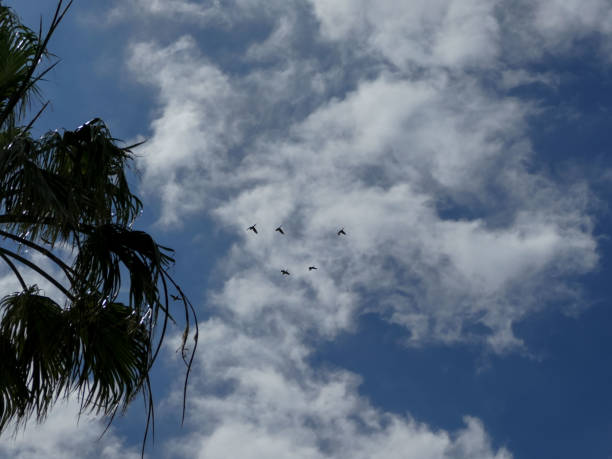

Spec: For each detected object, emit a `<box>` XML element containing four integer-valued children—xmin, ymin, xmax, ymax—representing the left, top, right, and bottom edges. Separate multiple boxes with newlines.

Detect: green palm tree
<box><xmin>0</xmin><ymin>2</ymin><xmax>197</xmax><ymax>452</ymax></box>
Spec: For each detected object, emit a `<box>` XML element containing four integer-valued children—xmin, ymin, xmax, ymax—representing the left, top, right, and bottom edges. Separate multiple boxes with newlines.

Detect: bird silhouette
<box><xmin>337</xmin><ymin>227</ymin><xmax>346</xmax><ymax>236</ymax></box>
<box><xmin>281</xmin><ymin>269</ymin><xmax>290</xmax><ymax>276</ymax></box>
<box><xmin>308</xmin><ymin>266</ymin><xmax>317</xmax><ymax>271</ymax></box>
<box><xmin>275</xmin><ymin>226</ymin><xmax>285</xmax><ymax>235</ymax></box>
<box><xmin>170</xmin><ymin>294</ymin><xmax>181</xmax><ymax>301</ymax></box>
<box><xmin>247</xmin><ymin>224</ymin><xmax>258</xmax><ymax>234</ymax></box>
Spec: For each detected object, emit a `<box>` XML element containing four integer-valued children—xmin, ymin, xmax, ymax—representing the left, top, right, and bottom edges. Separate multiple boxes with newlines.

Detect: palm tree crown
<box><xmin>0</xmin><ymin>3</ymin><xmax>197</xmax><ymax>453</ymax></box>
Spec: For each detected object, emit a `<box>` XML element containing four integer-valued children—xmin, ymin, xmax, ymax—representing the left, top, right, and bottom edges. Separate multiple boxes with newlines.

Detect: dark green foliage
<box><xmin>1</xmin><ymin>119</ymin><xmax>143</xmax><ymax>248</ymax></box>
<box><xmin>0</xmin><ymin>2</ymin><xmax>197</xmax><ymax>453</ymax></box>
<box><xmin>0</xmin><ymin>288</ymin><xmax>68</xmax><ymax>431</ymax></box>
<box><xmin>67</xmin><ymin>296</ymin><xmax>150</xmax><ymax>418</ymax></box>
<box><xmin>0</xmin><ymin>6</ymin><xmax>45</xmax><ymax>125</ymax></box>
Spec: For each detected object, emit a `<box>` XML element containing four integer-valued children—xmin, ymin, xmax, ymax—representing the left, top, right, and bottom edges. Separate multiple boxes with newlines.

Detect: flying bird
<box><xmin>337</xmin><ymin>227</ymin><xmax>346</xmax><ymax>236</ymax></box>
<box><xmin>308</xmin><ymin>266</ymin><xmax>317</xmax><ymax>271</ymax></box>
<box><xmin>170</xmin><ymin>294</ymin><xmax>181</xmax><ymax>301</ymax></box>
<box><xmin>247</xmin><ymin>224</ymin><xmax>258</xmax><ymax>234</ymax></box>
<box><xmin>275</xmin><ymin>226</ymin><xmax>285</xmax><ymax>235</ymax></box>
<box><xmin>281</xmin><ymin>269</ymin><xmax>290</xmax><ymax>276</ymax></box>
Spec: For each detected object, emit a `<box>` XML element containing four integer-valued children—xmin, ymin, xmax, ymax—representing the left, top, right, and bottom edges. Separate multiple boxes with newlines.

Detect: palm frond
<box><xmin>0</xmin><ymin>119</ymin><xmax>142</xmax><ymax>247</ymax></box>
<box><xmin>0</xmin><ymin>6</ymin><xmax>44</xmax><ymax>125</ymax></box>
<box><xmin>66</xmin><ymin>297</ymin><xmax>150</xmax><ymax>417</ymax></box>
<box><xmin>0</xmin><ymin>287</ymin><xmax>70</xmax><ymax>430</ymax></box>
<box><xmin>0</xmin><ymin>1</ymin><xmax>72</xmax><ymax>130</ymax></box>
<box><xmin>74</xmin><ymin>224</ymin><xmax>174</xmax><ymax>312</ymax></box>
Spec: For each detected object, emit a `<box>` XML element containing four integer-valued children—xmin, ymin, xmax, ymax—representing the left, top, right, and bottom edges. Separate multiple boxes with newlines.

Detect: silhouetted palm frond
<box><xmin>0</xmin><ymin>3</ymin><xmax>198</xmax><ymax>455</ymax></box>
<box><xmin>0</xmin><ymin>288</ymin><xmax>69</xmax><ymax>431</ymax></box>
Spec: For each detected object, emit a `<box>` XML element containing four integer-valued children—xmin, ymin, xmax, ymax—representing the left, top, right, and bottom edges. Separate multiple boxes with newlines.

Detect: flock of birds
<box><xmin>246</xmin><ymin>224</ymin><xmax>346</xmax><ymax>276</ymax></box>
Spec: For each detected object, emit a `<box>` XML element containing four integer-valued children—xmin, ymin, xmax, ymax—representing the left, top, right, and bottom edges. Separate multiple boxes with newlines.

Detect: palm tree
<box><xmin>0</xmin><ymin>3</ymin><xmax>197</xmax><ymax>454</ymax></box>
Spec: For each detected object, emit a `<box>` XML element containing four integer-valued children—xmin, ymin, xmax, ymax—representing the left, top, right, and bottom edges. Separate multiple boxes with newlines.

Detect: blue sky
<box><xmin>2</xmin><ymin>1</ymin><xmax>612</xmax><ymax>458</ymax></box>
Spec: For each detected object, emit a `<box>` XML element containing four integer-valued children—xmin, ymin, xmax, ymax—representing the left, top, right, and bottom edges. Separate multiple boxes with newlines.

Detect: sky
<box><xmin>2</xmin><ymin>0</ymin><xmax>612</xmax><ymax>458</ymax></box>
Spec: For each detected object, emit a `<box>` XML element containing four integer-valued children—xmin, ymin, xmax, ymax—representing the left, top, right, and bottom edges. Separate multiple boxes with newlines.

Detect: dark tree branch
<box><xmin>0</xmin><ymin>228</ymin><xmax>75</xmax><ymax>282</ymax></box>
<box><xmin>0</xmin><ymin>246</ymin><xmax>73</xmax><ymax>300</ymax></box>
<box><xmin>0</xmin><ymin>251</ymin><xmax>27</xmax><ymax>291</ymax></box>
<box><xmin>0</xmin><ymin>0</ymin><xmax>72</xmax><ymax>127</ymax></box>
<box><xmin>165</xmin><ymin>272</ymin><xmax>199</xmax><ymax>426</ymax></box>
<box><xmin>23</xmin><ymin>101</ymin><xmax>49</xmax><ymax>133</ymax></box>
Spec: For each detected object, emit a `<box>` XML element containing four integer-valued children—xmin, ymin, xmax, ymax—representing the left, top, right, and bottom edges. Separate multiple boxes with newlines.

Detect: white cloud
<box><xmin>108</xmin><ymin>0</ymin><xmax>612</xmax><ymax>63</ymax></box>
<box><xmin>492</xmin><ymin>0</ymin><xmax>612</xmax><ymax>63</ymax></box>
<box><xmin>175</xmin><ymin>416</ymin><xmax>511</xmax><ymax>459</ymax></box>
<box><xmin>127</xmin><ymin>36</ymin><xmax>245</xmax><ymax>225</ymax></box>
<box><xmin>311</xmin><ymin>0</ymin><xmax>501</xmax><ymax>69</ymax></box>
<box><xmin>531</xmin><ymin>0</ymin><xmax>612</xmax><ymax>50</ymax></box>
<box><xmin>310</xmin><ymin>0</ymin><xmax>612</xmax><ymax>67</ymax></box>
<box><xmin>106</xmin><ymin>0</ymin><xmax>292</xmax><ymax>28</ymax></box>
<box><xmin>128</xmin><ymin>5</ymin><xmax>598</xmax><ymax>352</ymax></box>
<box><xmin>107</xmin><ymin>0</ymin><xmax>223</xmax><ymax>25</ymax></box>
<box><xmin>498</xmin><ymin>69</ymin><xmax>560</xmax><ymax>90</ymax></box>
<box><xmin>0</xmin><ymin>400</ymin><xmax>140</xmax><ymax>459</ymax></box>
<box><xmin>158</xmin><ymin>319</ymin><xmax>511</xmax><ymax>459</ymax></box>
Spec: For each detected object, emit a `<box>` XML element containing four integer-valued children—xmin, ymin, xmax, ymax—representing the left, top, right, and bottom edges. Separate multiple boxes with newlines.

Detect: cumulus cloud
<box><xmin>114</xmin><ymin>0</ymin><xmax>606</xmax><ymax>452</ymax></box>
